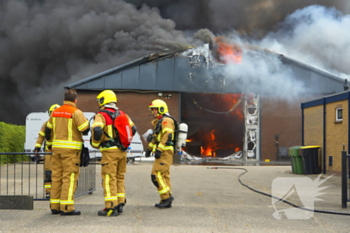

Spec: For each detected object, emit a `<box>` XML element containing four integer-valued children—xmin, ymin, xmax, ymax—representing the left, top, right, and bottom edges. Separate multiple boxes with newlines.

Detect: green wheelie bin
<box><xmin>288</xmin><ymin>146</ymin><xmax>303</xmax><ymax>174</ymax></box>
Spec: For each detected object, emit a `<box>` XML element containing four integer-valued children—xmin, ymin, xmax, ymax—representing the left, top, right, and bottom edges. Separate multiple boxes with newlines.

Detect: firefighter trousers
<box><xmin>100</xmin><ymin>149</ymin><xmax>127</xmax><ymax>209</ymax></box>
<box><xmin>151</xmin><ymin>151</ymin><xmax>173</xmax><ymax>200</ymax></box>
<box><xmin>50</xmin><ymin>149</ymin><xmax>81</xmax><ymax>213</ymax></box>
<box><xmin>44</xmin><ymin>150</ymin><xmax>52</xmax><ymax>195</ymax></box>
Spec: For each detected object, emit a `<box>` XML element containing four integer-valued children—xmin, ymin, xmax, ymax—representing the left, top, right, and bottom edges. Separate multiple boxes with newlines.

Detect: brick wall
<box><xmin>77</xmin><ymin>90</ymin><xmax>180</xmax><ymax>149</ymax></box>
<box><xmin>303</xmin><ymin>105</ymin><xmax>323</xmax><ymax>149</ymax></box>
<box><xmin>325</xmin><ymin>100</ymin><xmax>348</xmax><ymax>173</ymax></box>
<box><xmin>260</xmin><ymin>95</ymin><xmax>322</xmax><ymax>161</ymax></box>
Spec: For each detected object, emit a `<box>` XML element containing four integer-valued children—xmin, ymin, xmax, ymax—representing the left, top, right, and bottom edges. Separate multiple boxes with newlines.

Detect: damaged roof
<box><xmin>66</xmin><ymin>44</ymin><xmax>346</xmax><ymax>94</ymax></box>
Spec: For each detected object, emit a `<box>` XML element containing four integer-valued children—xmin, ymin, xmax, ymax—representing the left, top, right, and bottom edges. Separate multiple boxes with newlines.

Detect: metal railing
<box><xmin>341</xmin><ymin>151</ymin><xmax>350</xmax><ymax>208</ymax></box>
<box><xmin>0</xmin><ymin>152</ymin><xmax>96</xmax><ymax>201</ymax></box>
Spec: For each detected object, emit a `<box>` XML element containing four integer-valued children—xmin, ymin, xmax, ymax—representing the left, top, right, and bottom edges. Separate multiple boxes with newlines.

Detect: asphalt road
<box><xmin>1</xmin><ymin>163</ymin><xmax>350</xmax><ymax>233</ymax></box>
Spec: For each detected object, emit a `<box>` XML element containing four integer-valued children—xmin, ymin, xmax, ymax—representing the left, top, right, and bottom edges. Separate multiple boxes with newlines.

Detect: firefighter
<box><xmin>45</xmin><ymin>89</ymin><xmax>89</xmax><ymax>216</ymax></box>
<box><xmin>146</xmin><ymin>99</ymin><xmax>175</xmax><ymax>208</ymax></box>
<box><xmin>33</xmin><ymin>104</ymin><xmax>60</xmax><ymax>198</ymax></box>
<box><xmin>91</xmin><ymin>90</ymin><xmax>137</xmax><ymax>217</ymax></box>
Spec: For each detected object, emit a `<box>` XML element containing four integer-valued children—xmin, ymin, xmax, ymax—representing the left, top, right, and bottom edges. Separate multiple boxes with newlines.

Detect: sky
<box><xmin>1</xmin><ymin>0</ymin><xmax>350</xmax><ymax>124</ymax></box>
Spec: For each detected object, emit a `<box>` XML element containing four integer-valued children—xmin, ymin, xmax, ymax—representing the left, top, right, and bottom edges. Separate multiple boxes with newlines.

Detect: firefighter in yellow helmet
<box><xmin>45</xmin><ymin>89</ymin><xmax>90</xmax><ymax>215</ymax></box>
<box><xmin>33</xmin><ymin>104</ymin><xmax>60</xmax><ymax>198</ymax></box>
<box><xmin>146</xmin><ymin>99</ymin><xmax>175</xmax><ymax>208</ymax></box>
<box><xmin>91</xmin><ymin>90</ymin><xmax>137</xmax><ymax>216</ymax></box>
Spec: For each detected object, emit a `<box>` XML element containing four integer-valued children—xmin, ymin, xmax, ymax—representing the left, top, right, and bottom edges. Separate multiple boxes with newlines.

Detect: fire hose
<box><xmin>207</xmin><ymin>166</ymin><xmax>350</xmax><ymax>216</ymax></box>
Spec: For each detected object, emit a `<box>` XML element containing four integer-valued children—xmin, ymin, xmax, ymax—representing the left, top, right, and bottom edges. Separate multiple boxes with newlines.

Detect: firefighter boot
<box><xmin>98</xmin><ymin>207</ymin><xmax>119</xmax><ymax>217</ymax></box>
<box><xmin>117</xmin><ymin>203</ymin><xmax>125</xmax><ymax>214</ymax></box>
<box><xmin>51</xmin><ymin>209</ymin><xmax>60</xmax><ymax>215</ymax></box>
<box><xmin>60</xmin><ymin>210</ymin><xmax>81</xmax><ymax>216</ymax></box>
<box><xmin>155</xmin><ymin>196</ymin><xmax>174</xmax><ymax>209</ymax></box>
<box><xmin>117</xmin><ymin>199</ymin><xmax>126</xmax><ymax>214</ymax></box>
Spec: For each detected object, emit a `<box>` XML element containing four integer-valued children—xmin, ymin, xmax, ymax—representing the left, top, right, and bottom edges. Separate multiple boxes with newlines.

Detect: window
<box><xmin>336</xmin><ymin>108</ymin><xmax>343</xmax><ymax>122</ymax></box>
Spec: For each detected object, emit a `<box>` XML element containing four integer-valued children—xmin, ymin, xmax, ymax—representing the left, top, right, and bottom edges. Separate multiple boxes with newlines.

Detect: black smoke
<box><xmin>1</xmin><ymin>0</ymin><xmax>349</xmax><ymax>124</ymax></box>
<box><xmin>0</xmin><ymin>0</ymin><xmax>209</xmax><ymax>124</ymax></box>
<box><xmin>125</xmin><ymin>0</ymin><xmax>349</xmax><ymax>36</ymax></box>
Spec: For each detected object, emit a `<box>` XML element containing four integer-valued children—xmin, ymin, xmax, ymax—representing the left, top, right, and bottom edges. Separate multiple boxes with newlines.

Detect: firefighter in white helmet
<box><xmin>91</xmin><ymin>90</ymin><xmax>137</xmax><ymax>217</ymax></box>
<box><xmin>146</xmin><ymin>99</ymin><xmax>175</xmax><ymax>208</ymax></box>
<box><xmin>33</xmin><ymin>104</ymin><xmax>60</xmax><ymax>198</ymax></box>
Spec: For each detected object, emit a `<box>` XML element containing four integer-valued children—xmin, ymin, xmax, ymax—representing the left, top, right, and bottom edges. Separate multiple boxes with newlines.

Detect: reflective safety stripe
<box><xmin>104</xmin><ymin>174</ymin><xmax>111</xmax><ymax>198</ymax></box>
<box><xmin>61</xmin><ymin>200</ymin><xmax>74</xmax><ymax>205</ymax></box>
<box><xmin>92</xmin><ymin>141</ymin><xmax>100</xmax><ymax>147</ymax></box>
<box><xmin>35</xmin><ymin>143</ymin><xmax>42</xmax><ymax>148</ymax></box>
<box><xmin>78</xmin><ymin>121</ymin><xmax>89</xmax><ymax>131</ymax></box>
<box><xmin>117</xmin><ymin>193</ymin><xmax>125</xmax><ymax>197</ymax></box>
<box><xmin>39</xmin><ymin>131</ymin><xmax>45</xmax><ymax>136</ymax></box>
<box><xmin>46</xmin><ymin>141</ymin><xmax>52</xmax><ymax>146</ymax></box>
<box><xmin>157</xmin><ymin>171</ymin><xmax>170</xmax><ymax>194</ymax></box>
<box><xmin>158</xmin><ymin>144</ymin><xmax>174</xmax><ymax>151</ymax></box>
<box><xmin>162</xmin><ymin>128</ymin><xmax>174</xmax><ymax>134</ymax></box>
<box><xmin>52</xmin><ymin>140</ymin><xmax>83</xmax><ymax>150</ymax></box>
<box><xmin>47</xmin><ymin>121</ymin><xmax>53</xmax><ymax>129</ymax></box>
<box><xmin>44</xmin><ymin>184</ymin><xmax>51</xmax><ymax>188</ymax></box>
<box><xmin>52</xmin><ymin>118</ymin><xmax>56</xmax><ymax>140</ymax></box>
<box><xmin>104</xmin><ymin>196</ymin><xmax>118</xmax><ymax>201</ymax></box>
<box><xmin>107</xmin><ymin>125</ymin><xmax>113</xmax><ymax>138</ymax></box>
<box><xmin>68</xmin><ymin>119</ymin><xmax>73</xmax><ymax>141</ymax></box>
<box><xmin>92</xmin><ymin>122</ymin><xmax>104</xmax><ymax>126</ymax></box>
<box><xmin>152</xmin><ymin>145</ymin><xmax>157</xmax><ymax>153</ymax></box>
<box><xmin>100</xmin><ymin>147</ymin><xmax>119</xmax><ymax>151</ymax></box>
<box><xmin>50</xmin><ymin>199</ymin><xmax>60</xmax><ymax>204</ymax></box>
<box><xmin>67</xmin><ymin>173</ymin><xmax>75</xmax><ymax>203</ymax></box>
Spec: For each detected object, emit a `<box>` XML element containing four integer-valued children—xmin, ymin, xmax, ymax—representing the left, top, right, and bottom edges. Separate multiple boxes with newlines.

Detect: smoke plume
<box><xmin>0</xmin><ymin>0</ymin><xmax>206</xmax><ymax>124</ymax></box>
<box><xmin>1</xmin><ymin>0</ymin><xmax>350</xmax><ymax>124</ymax></box>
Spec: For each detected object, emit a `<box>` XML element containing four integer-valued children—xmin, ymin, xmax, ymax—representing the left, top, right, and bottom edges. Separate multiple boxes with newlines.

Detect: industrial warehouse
<box><xmin>66</xmin><ymin>39</ymin><xmax>346</xmax><ymax>163</ymax></box>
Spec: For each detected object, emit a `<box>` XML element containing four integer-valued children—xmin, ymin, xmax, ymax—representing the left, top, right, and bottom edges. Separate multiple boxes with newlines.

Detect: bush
<box><xmin>0</xmin><ymin>122</ymin><xmax>27</xmax><ymax>164</ymax></box>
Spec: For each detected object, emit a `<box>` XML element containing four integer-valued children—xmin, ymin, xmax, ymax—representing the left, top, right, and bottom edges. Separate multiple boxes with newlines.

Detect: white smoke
<box><xmin>258</xmin><ymin>5</ymin><xmax>350</xmax><ymax>79</ymax></box>
<box><xmin>216</xmin><ymin>50</ymin><xmax>305</xmax><ymax>102</ymax></box>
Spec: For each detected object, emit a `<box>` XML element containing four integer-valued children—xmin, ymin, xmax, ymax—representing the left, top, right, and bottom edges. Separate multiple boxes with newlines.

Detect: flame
<box><xmin>201</xmin><ymin>130</ymin><xmax>218</xmax><ymax>157</ymax></box>
<box><xmin>220</xmin><ymin>94</ymin><xmax>244</xmax><ymax>120</ymax></box>
<box><xmin>214</xmin><ymin>36</ymin><xmax>242</xmax><ymax>64</ymax></box>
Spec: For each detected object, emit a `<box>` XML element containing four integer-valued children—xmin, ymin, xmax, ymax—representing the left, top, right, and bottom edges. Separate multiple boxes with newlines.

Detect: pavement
<box><xmin>1</xmin><ymin>161</ymin><xmax>350</xmax><ymax>233</ymax></box>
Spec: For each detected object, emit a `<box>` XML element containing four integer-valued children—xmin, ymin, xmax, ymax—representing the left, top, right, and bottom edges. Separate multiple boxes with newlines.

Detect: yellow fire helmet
<box><xmin>149</xmin><ymin>99</ymin><xmax>168</xmax><ymax>115</ymax></box>
<box><xmin>96</xmin><ymin>90</ymin><xmax>117</xmax><ymax>107</ymax></box>
<box><xmin>48</xmin><ymin>104</ymin><xmax>60</xmax><ymax>116</ymax></box>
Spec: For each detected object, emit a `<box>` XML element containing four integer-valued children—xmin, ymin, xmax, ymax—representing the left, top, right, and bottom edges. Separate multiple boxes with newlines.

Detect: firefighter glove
<box><xmin>33</xmin><ymin>147</ymin><xmax>40</xmax><ymax>153</ymax></box>
<box><xmin>154</xmin><ymin>150</ymin><xmax>161</xmax><ymax>159</ymax></box>
<box><xmin>145</xmin><ymin>149</ymin><xmax>151</xmax><ymax>158</ymax></box>
<box><xmin>31</xmin><ymin>155</ymin><xmax>39</xmax><ymax>163</ymax></box>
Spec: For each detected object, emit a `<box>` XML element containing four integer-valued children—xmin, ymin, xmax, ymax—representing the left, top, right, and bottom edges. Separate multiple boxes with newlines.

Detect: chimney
<box><xmin>344</xmin><ymin>79</ymin><xmax>349</xmax><ymax>91</ymax></box>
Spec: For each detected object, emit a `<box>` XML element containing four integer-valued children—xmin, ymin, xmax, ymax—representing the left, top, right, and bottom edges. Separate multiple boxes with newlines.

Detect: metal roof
<box><xmin>66</xmin><ymin>44</ymin><xmax>345</xmax><ymax>94</ymax></box>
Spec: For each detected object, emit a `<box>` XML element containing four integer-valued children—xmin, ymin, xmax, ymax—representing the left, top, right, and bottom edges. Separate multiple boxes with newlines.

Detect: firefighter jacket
<box><xmin>91</xmin><ymin>108</ymin><xmax>136</xmax><ymax>151</ymax></box>
<box><xmin>148</xmin><ymin>115</ymin><xmax>175</xmax><ymax>154</ymax></box>
<box><xmin>46</xmin><ymin>101</ymin><xmax>89</xmax><ymax>150</ymax></box>
<box><xmin>35</xmin><ymin>121</ymin><xmax>52</xmax><ymax>151</ymax></box>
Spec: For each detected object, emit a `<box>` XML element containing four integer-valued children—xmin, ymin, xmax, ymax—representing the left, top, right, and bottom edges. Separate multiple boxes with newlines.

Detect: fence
<box><xmin>0</xmin><ymin>152</ymin><xmax>96</xmax><ymax>201</ymax></box>
<box><xmin>341</xmin><ymin>151</ymin><xmax>350</xmax><ymax>208</ymax></box>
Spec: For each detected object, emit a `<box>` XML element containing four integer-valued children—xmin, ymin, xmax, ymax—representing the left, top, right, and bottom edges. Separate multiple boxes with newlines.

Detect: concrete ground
<box><xmin>1</xmin><ymin>162</ymin><xmax>350</xmax><ymax>233</ymax></box>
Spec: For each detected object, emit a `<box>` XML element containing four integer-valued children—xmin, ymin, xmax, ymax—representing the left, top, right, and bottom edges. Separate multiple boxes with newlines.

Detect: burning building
<box><xmin>67</xmin><ymin>40</ymin><xmax>346</xmax><ymax>162</ymax></box>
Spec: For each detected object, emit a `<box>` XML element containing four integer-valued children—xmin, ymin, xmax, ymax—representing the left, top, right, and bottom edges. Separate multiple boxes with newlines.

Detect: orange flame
<box><xmin>214</xmin><ymin>36</ymin><xmax>242</xmax><ymax>64</ymax></box>
<box><xmin>201</xmin><ymin>130</ymin><xmax>218</xmax><ymax>157</ymax></box>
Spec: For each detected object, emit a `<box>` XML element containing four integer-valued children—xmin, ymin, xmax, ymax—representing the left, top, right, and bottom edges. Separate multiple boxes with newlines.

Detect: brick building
<box><xmin>67</xmin><ymin>44</ymin><xmax>346</xmax><ymax>162</ymax></box>
<box><xmin>302</xmin><ymin>91</ymin><xmax>350</xmax><ymax>174</ymax></box>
